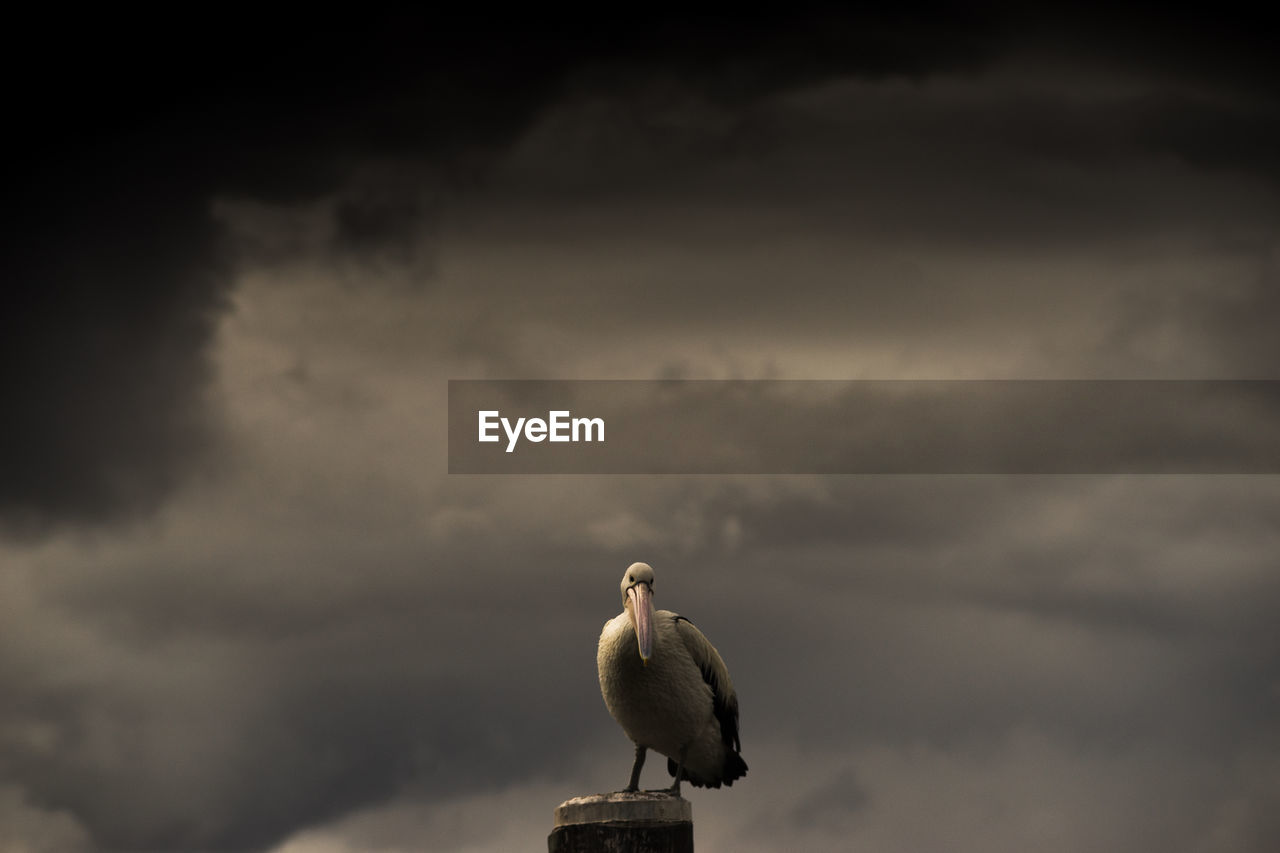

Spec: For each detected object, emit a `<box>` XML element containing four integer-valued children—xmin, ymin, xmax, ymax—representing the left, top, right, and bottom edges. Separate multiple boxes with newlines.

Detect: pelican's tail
<box><xmin>722</xmin><ymin>750</ymin><xmax>748</xmax><ymax>785</ymax></box>
<box><xmin>668</xmin><ymin>750</ymin><xmax>748</xmax><ymax>789</ymax></box>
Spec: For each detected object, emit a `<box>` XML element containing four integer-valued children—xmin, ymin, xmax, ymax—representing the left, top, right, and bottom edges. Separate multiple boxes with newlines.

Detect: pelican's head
<box><xmin>620</xmin><ymin>562</ymin><xmax>655</xmax><ymax>664</ymax></box>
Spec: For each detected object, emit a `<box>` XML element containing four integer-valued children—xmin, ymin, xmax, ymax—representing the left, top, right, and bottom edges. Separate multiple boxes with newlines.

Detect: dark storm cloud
<box><xmin>1</xmin><ymin>179</ymin><xmax>226</xmax><ymax>530</ymax></box>
<box><xmin>468</xmin><ymin>61</ymin><xmax>1280</xmax><ymax>383</ymax></box>
<box><xmin>332</xmin><ymin>185</ymin><xmax>432</xmax><ymax>266</ymax></box>
<box><xmin>504</xmin><ymin>74</ymin><xmax>1278</xmax><ymax>248</ymax></box>
<box><xmin>1137</xmin><ymin>94</ymin><xmax>1280</xmax><ymax>186</ymax></box>
<box><xmin>6</xmin><ymin>5</ymin><xmax>1277</xmax><ymax>527</ymax></box>
<box><xmin>1</xmin><ymin>6</ymin><xmax>1008</xmax><ymax>528</ymax></box>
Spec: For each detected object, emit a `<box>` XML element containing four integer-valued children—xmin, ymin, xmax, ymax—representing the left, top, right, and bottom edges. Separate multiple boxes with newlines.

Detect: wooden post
<box><xmin>548</xmin><ymin>791</ymin><xmax>693</xmax><ymax>853</ymax></box>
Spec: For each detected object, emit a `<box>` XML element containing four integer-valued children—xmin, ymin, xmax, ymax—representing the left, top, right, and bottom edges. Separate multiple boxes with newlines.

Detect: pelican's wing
<box><xmin>673</xmin><ymin>615</ymin><xmax>740</xmax><ymax>752</ymax></box>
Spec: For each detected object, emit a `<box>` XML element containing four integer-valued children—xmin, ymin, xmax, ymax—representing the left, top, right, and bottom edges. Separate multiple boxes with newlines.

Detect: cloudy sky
<box><xmin>3</xmin><ymin>7</ymin><xmax>1279</xmax><ymax>852</ymax></box>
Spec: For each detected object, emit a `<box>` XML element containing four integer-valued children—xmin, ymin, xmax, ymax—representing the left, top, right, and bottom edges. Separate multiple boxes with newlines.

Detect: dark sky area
<box><xmin>2</xmin><ymin>7</ymin><xmax>1279</xmax><ymax>851</ymax></box>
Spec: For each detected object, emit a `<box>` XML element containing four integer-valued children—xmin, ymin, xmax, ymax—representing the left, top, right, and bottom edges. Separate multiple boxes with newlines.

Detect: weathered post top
<box><xmin>548</xmin><ymin>791</ymin><xmax>694</xmax><ymax>853</ymax></box>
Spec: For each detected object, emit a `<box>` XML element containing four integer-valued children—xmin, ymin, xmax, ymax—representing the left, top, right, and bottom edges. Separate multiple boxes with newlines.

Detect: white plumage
<box><xmin>597</xmin><ymin>562</ymin><xmax>747</xmax><ymax>794</ymax></box>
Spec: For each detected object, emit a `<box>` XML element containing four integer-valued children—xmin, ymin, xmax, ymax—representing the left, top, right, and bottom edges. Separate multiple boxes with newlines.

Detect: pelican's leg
<box><xmin>624</xmin><ymin>744</ymin><xmax>646</xmax><ymax>792</ymax></box>
<box><xmin>664</xmin><ymin>746</ymin><xmax>687</xmax><ymax>796</ymax></box>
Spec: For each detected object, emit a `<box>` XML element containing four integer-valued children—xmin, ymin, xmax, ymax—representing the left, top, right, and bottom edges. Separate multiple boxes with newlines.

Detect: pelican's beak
<box><xmin>627</xmin><ymin>582</ymin><xmax>653</xmax><ymax>664</ymax></box>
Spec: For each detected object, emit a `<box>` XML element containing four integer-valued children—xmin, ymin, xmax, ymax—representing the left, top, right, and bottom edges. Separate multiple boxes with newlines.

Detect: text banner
<box><xmin>448</xmin><ymin>380</ymin><xmax>1280</xmax><ymax>474</ymax></box>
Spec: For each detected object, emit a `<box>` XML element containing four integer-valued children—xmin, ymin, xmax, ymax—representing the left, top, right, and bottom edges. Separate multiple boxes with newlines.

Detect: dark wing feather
<box><xmin>673</xmin><ymin>615</ymin><xmax>741</xmax><ymax>753</ymax></box>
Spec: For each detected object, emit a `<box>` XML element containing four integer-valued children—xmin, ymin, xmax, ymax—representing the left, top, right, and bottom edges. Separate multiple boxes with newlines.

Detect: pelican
<box><xmin>597</xmin><ymin>562</ymin><xmax>747</xmax><ymax>795</ymax></box>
